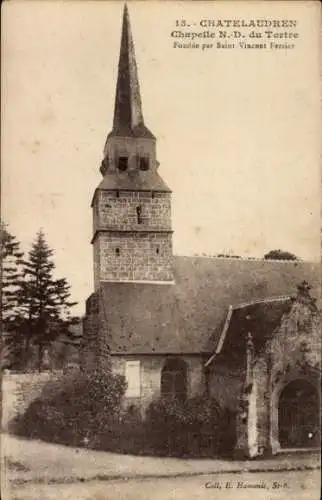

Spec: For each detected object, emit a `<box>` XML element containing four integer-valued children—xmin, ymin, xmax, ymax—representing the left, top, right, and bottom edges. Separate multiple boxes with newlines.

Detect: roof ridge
<box><xmin>173</xmin><ymin>255</ymin><xmax>317</xmax><ymax>264</ymax></box>
<box><xmin>233</xmin><ymin>295</ymin><xmax>291</xmax><ymax>310</ymax></box>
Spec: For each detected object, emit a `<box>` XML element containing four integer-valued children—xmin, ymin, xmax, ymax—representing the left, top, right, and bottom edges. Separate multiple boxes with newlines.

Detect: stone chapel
<box><xmin>82</xmin><ymin>5</ymin><xmax>321</xmax><ymax>458</ymax></box>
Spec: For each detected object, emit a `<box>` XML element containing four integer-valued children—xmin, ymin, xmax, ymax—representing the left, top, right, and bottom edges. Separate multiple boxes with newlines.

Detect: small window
<box><xmin>156</xmin><ymin>247</ymin><xmax>160</xmax><ymax>254</ymax></box>
<box><xmin>115</xmin><ymin>248</ymin><xmax>120</xmax><ymax>256</ymax></box>
<box><xmin>139</xmin><ymin>157</ymin><xmax>149</xmax><ymax>171</ymax></box>
<box><xmin>116</xmin><ymin>190</ymin><xmax>120</xmax><ymax>198</ymax></box>
<box><xmin>136</xmin><ymin>206</ymin><xmax>142</xmax><ymax>224</ymax></box>
<box><xmin>118</xmin><ymin>157</ymin><xmax>128</xmax><ymax>171</ymax></box>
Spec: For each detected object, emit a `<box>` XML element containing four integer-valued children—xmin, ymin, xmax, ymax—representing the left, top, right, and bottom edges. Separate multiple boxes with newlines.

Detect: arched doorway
<box><xmin>278</xmin><ymin>379</ymin><xmax>320</xmax><ymax>448</ymax></box>
<box><xmin>161</xmin><ymin>358</ymin><xmax>187</xmax><ymax>401</ymax></box>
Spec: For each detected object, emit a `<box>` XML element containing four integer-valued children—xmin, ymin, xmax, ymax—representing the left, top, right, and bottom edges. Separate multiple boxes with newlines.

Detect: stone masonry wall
<box><xmin>92</xmin><ymin>189</ymin><xmax>173</xmax><ymax>288</ymax></box>
<box><xmin>94</xmin><ymin>231</ymin><xmax>173</xmax><ymax>286</ymax></box>
<box><xmin>2</xmin><ymin>371</ymin><xmax>62</xmax><ymax>430</ymax></box>
<box><xmin>81</xmin><ymin>316</ymin><xmax>99</xmax><ymax>371</ymax></box>
<box><xmin>208</xmin><ymin>368</ymin><xmax>243</xmax><ymax>411</ymax></box>
<box><xmin>268</xmin><ymin>299</ymin><xmax>321</xmax><ymax>453</ymax></box>
<box><xmin>270</xmin><ymin>301</ymin><xmax>321</xmax><ymax>377</ymax></box>
<box><xmin>81</xmin><ymin>293</ymin><xmax>100</xmax><ymax>371</ymax></box>
<box><xmin>250</xmin><ymin>295</ymin><xmax>321</xmax><ymax>455</ymax></box>
<box><xmin>253</xmin><ymin>356</ymin><xmax>270</xmax><ymax>453</ymax></box>
<box><xmin>111</xmin><ymin>355</ymin><xmax>205</xmax><ymax>416</ymax></box>
<box><xmin>93</xmin><ymin>243</ymin><xmax>100</xmax><ymax>294</ymax></box>
<box><xmin>94</xmin><ymin>190</ymin><xmax>172</xmax><ymax>232</ymax></box>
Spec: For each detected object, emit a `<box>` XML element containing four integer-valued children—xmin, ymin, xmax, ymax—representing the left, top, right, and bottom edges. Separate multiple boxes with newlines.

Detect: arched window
<box><xmin>161</xmin><ymin>358</ymin><xmax>187</xmax><ymax>401</ymax></box>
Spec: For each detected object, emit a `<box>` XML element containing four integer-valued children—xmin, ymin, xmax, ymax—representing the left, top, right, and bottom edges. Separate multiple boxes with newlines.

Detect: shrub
<box><xmin>146</xmin><ymin>396</ymin><xmax>223</xmax><ymax>430</ymax></box>
<box><xmin>10</xmin><ymin>378</ymin><xmax>237</xmax><ymax>458</ymax></box>
<box><xmin>9</xmin><ymin>368</ymin><xmax>127</xmax><ymax>445</ymax></box>
<box><xmin>145</xmin><ymin>396</ymin><xmax>232</xmax><ymax>457</ymax></box>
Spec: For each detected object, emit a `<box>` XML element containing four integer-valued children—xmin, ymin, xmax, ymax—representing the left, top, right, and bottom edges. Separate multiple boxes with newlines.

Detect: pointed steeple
<box><xmin>99</xmin><ymin>3</ymin><xmax>169</xmax><ymax>191</ymax></box>
<box><xmin>91</xmin><ymin>5</ymin><xmax>173</xmax><ymax>287</ymax></box>
<box><xmin>111</xmin><ymin>4</ymin><xmax>154</xmax><ymax>138</ymax></box>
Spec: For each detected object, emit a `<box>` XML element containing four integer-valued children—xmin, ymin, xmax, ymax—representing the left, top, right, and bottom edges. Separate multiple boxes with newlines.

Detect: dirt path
<box><xmin>2</xmin><ymin>433</ymin><xmax>320</xmax><ymax>487</ymax></box>
<box><xmin>4</xmin><ymin>470</ymin><xmax>321</xmax><ymax>500</ymax></box>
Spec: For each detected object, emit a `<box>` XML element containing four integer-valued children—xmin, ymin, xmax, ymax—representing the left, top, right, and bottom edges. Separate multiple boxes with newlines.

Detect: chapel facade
<box><xmin>82</xmin><ymin>5</ymin><xmax>321</xmax><ymax>458</ymax></box>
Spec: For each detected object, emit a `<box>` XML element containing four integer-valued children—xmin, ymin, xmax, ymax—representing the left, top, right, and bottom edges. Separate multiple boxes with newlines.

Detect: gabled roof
<box><xmin>99</xmin><ymin>256</ymin><xmax>320</xmax><ymax>355</ymax></box>
<box><xmin>205</xmin><ymin>297</ymin><xmax>293</xmax><ymax>367</ymax></box>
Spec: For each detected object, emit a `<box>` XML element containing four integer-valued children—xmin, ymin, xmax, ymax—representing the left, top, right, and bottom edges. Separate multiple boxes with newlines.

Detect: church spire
<box><xmin>92</xmin><ymin>4</ymin><xmax>173</xmax><ymax>287</ymax></box>
<box><xmin>111</xmin><ymin>4</ymin><xmax>153</xmax><ymax>138</ymax></box>
<box><xmin>100</xmin><ymin>3</ymin><xmax>168</xmax><ymax>189</ymax></box>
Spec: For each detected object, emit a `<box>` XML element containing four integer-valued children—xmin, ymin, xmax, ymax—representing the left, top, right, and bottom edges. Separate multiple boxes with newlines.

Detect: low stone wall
<box><xmin>1</xmin><ymin>371</ymin><xmax>63</xmax><ymax>431</ymax></box>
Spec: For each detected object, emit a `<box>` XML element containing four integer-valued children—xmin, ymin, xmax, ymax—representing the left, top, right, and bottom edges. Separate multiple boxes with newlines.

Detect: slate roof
<box><xmin>99</xmin><ymin>256</ymin><xmax>320</xmax><ymax>355</ymax></box>
<box><xmin>109</xmin><ymin>5</ymin><xmax>155</xmax><ymax>140</ymax></box>
<box><xmin>207</xmin><ymin>297</ymin><xmax>293</xmax><ymax>367</ymax></box>
<box><xmin>95</xmin><ymin>168</ymin><xmax>171</xmax><ymax>194</ymax></box>
<box><xmin>107</xmin><ymin>124</ymin><xmax>155</xmax><ymax>140</ymax></box>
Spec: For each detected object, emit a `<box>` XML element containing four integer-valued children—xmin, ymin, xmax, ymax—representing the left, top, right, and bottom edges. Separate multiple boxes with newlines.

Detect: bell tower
<box><xmin>91</xmin><ymin>4</ymin><xmax>173</xmax><ymax>289</ymax></box>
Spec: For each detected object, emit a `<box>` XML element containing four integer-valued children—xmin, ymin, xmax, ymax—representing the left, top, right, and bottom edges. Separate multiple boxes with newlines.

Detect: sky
<box><xmin>2</xmin><ymin>1</ymin><xmax>321</xmax><ymax>316</ymax></box>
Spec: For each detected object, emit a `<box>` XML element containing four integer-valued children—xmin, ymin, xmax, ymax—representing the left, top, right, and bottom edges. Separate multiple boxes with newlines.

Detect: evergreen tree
<box><xmin>0</xmin><ymin>222</ymin><xmax>24</xmax><ymax>369</ymax></box>
<box><xmin>17</xmin><ymin>230</ymin><xmax>77</xmax><ymax>371</ymax></box>
<box><xmin>1</xmin><ymin>222</ymin><xmax>24</xmax><ymax>324</ymax></box>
